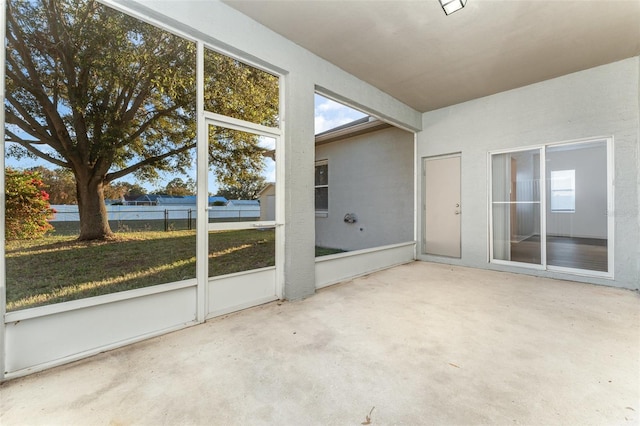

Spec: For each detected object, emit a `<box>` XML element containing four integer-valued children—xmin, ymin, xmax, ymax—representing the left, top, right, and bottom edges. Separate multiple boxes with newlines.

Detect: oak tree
<box><xmin>5</xmin><ymin>0</ymin><xmax>278</xmax><ymax>240</ymax></box>
<box><xmin>216</xmin><ymin>174</ymin><xmax>267</xmax><ymax>200</ymax></box>
<box><xmin>160</xmin><ymin>177</ymin><xmax>196</xmax><ymax>196</ymax></box>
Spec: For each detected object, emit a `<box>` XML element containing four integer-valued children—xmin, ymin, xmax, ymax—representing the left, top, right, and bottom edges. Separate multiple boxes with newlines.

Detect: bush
<box><xmin>5</xmin><ymin>168</ymin><xmax>56</xmax><ymax>240</ymax></box>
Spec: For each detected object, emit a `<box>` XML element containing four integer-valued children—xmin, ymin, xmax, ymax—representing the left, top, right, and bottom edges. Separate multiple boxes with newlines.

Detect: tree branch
<box><xmin>5</xmin><ymin>130</ymin><xmax>70</xmax><ymax>168</ymax></box>
<box><xmin>44</xmin><ymin>0</ymin><xmax>93</xmax><ymax>162</ymax></box>
<box><xmin>121</xmin><ymin>80</ymin><xmax>153</xmax><ymax>124</ymax></box>
<box><xmin>105</xmin><ymin>142</ymin><xmax>195</xmax><ymax>182</ymax></box>
<box><xmin>117</xmin><ymin>103</ymin><xmax>184</xmax><ymax>148</ymax></box>
<box><xmin>4</xmin><ymin>94</ymin><xmax>62</xmax><ymax>149</ymax></box>
<box><xmin>5</xmin><ymin>18</ymin><xmax>74</xmax><ymax>154</ymax></box>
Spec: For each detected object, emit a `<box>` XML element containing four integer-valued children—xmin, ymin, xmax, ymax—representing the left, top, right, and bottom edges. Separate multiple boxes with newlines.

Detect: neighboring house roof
<box><xmin>130</xmin><ymin>194</ymin><xmax>229</xmax><ymax>205</ymax></box>
<box><xmin>157</xmin><ymin>195</ymin><xmax>195</xmax><ymax>204</ymax></box>
<box><xmin>315</xmin><ymin>116</ymin><xmax>391</xmax><ymax>146</ymax></box>
<box><xmin>209</xmin><ymin>196</ymin><xmax>228</xmax><ymax>205</ymax></box>
<box><xmin>135</xmin><ymin>194</ymin><xmax>161</xmax><ymax>202</ymax></box>
<box><xmin>227</xmin><ymin>199</ymin><xmax>260</xmax><ymax>206</ymax></box>
<box><xmin>257</xmin><ymin>182</ymin><xmax>275</xmax><ymax>197</ymax></box>
<box><xmin>315</xmin><ymin>116</ymin><xmax>371</xmax><ymax>136</ymax></box>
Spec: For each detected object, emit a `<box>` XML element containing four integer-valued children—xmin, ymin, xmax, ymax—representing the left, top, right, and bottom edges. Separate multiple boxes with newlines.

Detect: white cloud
<box><xmin>258</xmin><ymin>135</ymin><xmax>276</xmax><ymax>151</ymax></box>
<box><xmin>314</xmin><ymin>95</ymin><xmax>367</xmax><ymax>134</ymax></box>
<box><xmin>316</xmin><ymin>98</ymin><xmax>349</xmax><ymax>113</ymax></box>
<box><xmin>264</xmin><ymin>159</ymin><xmax>276</xmax><ymax>183</ymax></box>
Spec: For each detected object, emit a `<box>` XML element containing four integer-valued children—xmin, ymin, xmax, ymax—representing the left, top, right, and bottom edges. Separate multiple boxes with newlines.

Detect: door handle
<box><xmin>454</xmin><ymin>211</ymin><xmax>461</xmax><ymax>215</ymax></box>
<box><xmin>252</xmin><ymin>223</ymin><xmax>276</xmax><ymax>228</ymax></box>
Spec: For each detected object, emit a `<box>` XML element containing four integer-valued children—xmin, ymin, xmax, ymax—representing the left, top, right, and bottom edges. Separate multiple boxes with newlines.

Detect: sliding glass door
<box><xmin>490</xmin><ymin>138</ymin><xmax>612</xmax><ymax>277</ymax></box>
<box><xmin>491</xmin><ymin>148</ymin><xmax>542</xmax><ymax>266</ymax></box>
<box><xmin>545</xmin><ymin>141</ymin><xmax>609</xmax><ymax>272</ymax></box>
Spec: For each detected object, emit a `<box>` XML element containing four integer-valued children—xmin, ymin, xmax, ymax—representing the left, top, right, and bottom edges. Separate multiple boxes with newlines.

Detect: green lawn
<box><xmin>5</xmin><ymin>229</ymin><xmax>273</xmax><ymax>311</ymax></box>
<box><xmin>51</xmin><ymin>219</ymin><xmax>193</xmax><ymax>235</ymax></box>
<box><xmin>5</xmin><ymin>228</ymin><xmax>346</xmax><ymax>312</ymax></box>
<box><xmin>314</xmin><ymin>246</ymin><xmax>346</xmax><ymax>257</ymax></box>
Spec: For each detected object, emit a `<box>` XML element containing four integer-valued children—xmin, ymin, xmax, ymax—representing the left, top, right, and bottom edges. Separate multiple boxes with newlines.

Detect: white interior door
<box><xmin>423</xmin><ymin>154</ymin><xmax>461</xmax><ymax>258</ymax></box>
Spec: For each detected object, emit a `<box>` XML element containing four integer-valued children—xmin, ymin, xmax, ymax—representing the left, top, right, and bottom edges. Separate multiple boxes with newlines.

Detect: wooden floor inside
<box><xmin>511</xmin><ymin>235</ymin><xmax>608</xmax><ymax>272</ymax></box>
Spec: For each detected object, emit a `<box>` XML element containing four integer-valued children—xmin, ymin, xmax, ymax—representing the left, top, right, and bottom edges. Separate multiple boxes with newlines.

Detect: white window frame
<box><xmin>549</xmin><ymin>169</ymin><xmax>576</xmax><ymax>213</ymax></box>
<box><xmin>315</xmin><ymin>159</ymin><xmax>328</xmax><ymax>215</ymax></box>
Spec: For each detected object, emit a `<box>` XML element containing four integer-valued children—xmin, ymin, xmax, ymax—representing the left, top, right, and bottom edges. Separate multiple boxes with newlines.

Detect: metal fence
<box><xmin>49</xmin><ymin>207</ymin><xmax>260</xmax><ymax>235</ymax></box>
<box><xmin>50</xmin><ymin>209</ymin><xmax>196</xmax><ymax>234</ymax></box>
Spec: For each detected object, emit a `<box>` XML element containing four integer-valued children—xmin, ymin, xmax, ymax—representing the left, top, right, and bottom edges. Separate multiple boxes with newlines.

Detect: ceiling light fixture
<box><xmin>439</xmin><ymin>0</ymin><xmax>467</xmax><ymax>15</ymax></box>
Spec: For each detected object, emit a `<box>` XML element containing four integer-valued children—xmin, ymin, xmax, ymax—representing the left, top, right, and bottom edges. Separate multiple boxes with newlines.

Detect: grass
<box><xmin>315</xmin><ymin>246</ymin><xmax>346</xmax><ymax>256</ymax></box>
<box><xmin>5</xmin><ymin>229</ymin><xmax>274</xmax><ymax>311</ymax></box>
<box><xmin>52</xmin><ymin>219</ymin><xmax>194</xmax><ymax>235</ymax></box>
<box><xmin>51</xmin><ymin>218</ymin><xmax>258</xmax><ymax>236</ymax></box>
<box><xmin>5</xmin><ymin>225</ymin><xmax>348</xmax><ymax>312</ymax></box>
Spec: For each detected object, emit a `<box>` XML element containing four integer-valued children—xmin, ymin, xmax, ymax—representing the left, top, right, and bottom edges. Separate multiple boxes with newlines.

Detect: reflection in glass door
<box><xmin>490</xmin><ymin>139</ymin><xmax>612</xmax><ymax>276</ymax></box>
<box><xmin>491</xmin><ymin>148</ymin><xmax>543</xmax><ymax>266</ymax></box>
<box><xmin>546</xmin><ymin>141</ymin><xmax>609</xmax><ymax>272</ymax></box>
<box><xmin>206</xmin><ymin>124</ymin><xmax>277</xmax><ymax>277</ymax></box>
<box><xmin>204</xmin><ymin>121</ymin><xmax>280</xmax><ymax>317</ymax></box>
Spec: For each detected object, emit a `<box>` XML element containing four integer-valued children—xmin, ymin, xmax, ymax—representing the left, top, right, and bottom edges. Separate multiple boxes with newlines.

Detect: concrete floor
<box><xmin>1</xmin><ymin>262</ymin><xmax>639</xmax><ymax>425</ymax></box>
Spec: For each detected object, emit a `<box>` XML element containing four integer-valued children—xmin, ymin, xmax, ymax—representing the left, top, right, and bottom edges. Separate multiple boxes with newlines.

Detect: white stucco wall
<box><xmin>113</xmin><ymin>0</ymin><xmax>422</xmax><ymax>300</ymax></box>
<box><xmin>417</xmin><ymin>57</ymin><xmax>640</xmax><ymax>289</ymax></box>
<box><xmin>315</xmin><ymin>127</ymin><xmax>414</xmax><ymax>251</ymax></box>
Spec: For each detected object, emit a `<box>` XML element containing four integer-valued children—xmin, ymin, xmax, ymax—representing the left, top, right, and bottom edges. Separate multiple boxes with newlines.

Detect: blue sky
<box><xmin>314</xmin><ymin>94</ymin><xmax>366</xmax><ymax>134</ymax></box>
<box><xmin>5</xmin><ymin>94</ymin><xmax>365</xmax><ymax>194</ymax></box>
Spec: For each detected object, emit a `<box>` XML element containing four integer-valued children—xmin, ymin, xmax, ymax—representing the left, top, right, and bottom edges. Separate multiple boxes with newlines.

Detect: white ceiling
<box><xmin>223</xmin><ymin>0</ymin><xmax>640</xmax><ymax>113</ymax></box>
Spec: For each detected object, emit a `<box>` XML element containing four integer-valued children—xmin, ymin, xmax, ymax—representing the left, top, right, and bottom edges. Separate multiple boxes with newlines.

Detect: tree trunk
<box><xmin>76</xmin><ymin>176</ymin><xmax>114</xmax><ymax>241</ymax></box>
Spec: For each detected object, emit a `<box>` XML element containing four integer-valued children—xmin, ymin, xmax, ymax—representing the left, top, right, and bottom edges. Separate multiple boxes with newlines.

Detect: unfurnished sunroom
<box><xmin>0</xmin><ymin>0</ymin><xmax>638</xmax><ymax>385</ymax></box>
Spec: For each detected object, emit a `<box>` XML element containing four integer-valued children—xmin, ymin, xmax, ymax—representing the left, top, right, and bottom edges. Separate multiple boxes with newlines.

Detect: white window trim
<box><xmin>549</xmin><ymin>169</ymin><xmax>576</xmax><ymax>213</ymax></box>
<box><xmin>315</xmin><ymin>159</ymin><xmax>328</xmax><ymax>214</ymax></box>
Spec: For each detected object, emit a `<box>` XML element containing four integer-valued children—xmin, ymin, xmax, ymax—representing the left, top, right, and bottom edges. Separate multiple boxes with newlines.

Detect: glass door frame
<box><xmin>196</xmin><ymin>113</ymin><xmax>283</xmax><ymax>320</ymax></box>
<box><xmin>489</xmin><ymin>146</ymin><xmax>547</xmax><ymax>271</ymax></box>
<box><xmin>544</xmin><ymin>138</ymin><xmax>614</xmax><ymax>279</ymax></box>
<box><xmin>203</xmin><ymin>112</ymin><xmax>281</xmax><ymax>232</ymax></box>
<box><xmin>194</xmin><ymin>38</ymin><xmax>285</xmax><ymax>321</ymax></box>
<box><xmin>488</xmin><ymin>137</ymin><xmax>614</xmax><ymax>279</ymax></box>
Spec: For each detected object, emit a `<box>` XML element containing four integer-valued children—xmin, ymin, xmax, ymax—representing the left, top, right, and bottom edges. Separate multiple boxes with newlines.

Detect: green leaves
<box><xmin>203</xmin><ymin>49</ymin><xmax>279</xmax><ymax>127</ymax></box>
<box><xmin>5</xmin><ymin>168</ymin><xmax>56</xmax><ymax>240</ymax></box>
<box><xmin>160</xmin><ymin>177</ymin><xmax>196</xmax><ymax>196</ymax></box>
<box><xmin>5</xmin><ymin>0</ymin><xmax>279</xmax><ymax>239</ymax></box>
<box><xmin>6</xmin><ymin>0</ymin><xmax>198</xmax><ymax>180</ymax></box>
